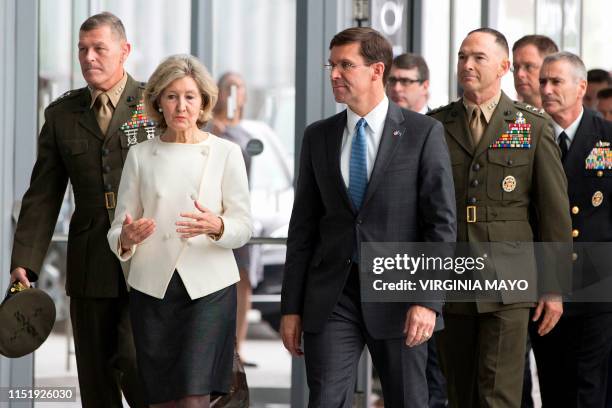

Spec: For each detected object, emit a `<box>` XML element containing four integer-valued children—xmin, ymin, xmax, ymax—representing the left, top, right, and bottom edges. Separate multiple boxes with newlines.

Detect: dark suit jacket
<box><xmin>281</xmin><ymin>101</ymin><xmax>457</xmax><ymax>339</ymax></box>
<box><xmin>563</xmin><ymin>108</ymin><xmax>612</xmax><ymax>315</ymax></box>
<box><xmin>11</xmin><ymin>75</ymin><xmax>157</xmax><ymax>298</ymax></box>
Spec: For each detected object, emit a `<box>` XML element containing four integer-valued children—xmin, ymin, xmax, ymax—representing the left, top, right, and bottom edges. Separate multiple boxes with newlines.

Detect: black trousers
<box><xmin>531</xmin><ymin>312</ymin><xmax>612</xmax><ymax>408</ymax></box>
<box><xmin>303</xmin><ymin>269</ymin><xmax>428</xmax><ymax>408</ymax></box>
<box><xmin>70</xmin><ymin>289</ymin><xmax>145</xmax><ymax>408</ymax></box>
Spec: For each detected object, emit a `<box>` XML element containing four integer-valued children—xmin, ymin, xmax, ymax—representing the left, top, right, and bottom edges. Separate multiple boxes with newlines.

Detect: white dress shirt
<box><xmin>552</xmin><ymin>107</ymin><xmax>584</xmax><ymax>149</ymax></box>
<box><xmin>340</xmin><ymin>96</ymin><xmax>390</xmax><ymax>187</ymax></box>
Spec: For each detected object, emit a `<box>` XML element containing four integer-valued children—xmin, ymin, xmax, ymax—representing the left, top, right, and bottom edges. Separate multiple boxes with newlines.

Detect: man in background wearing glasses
<box><xmin>512</xmin><ymin>35</ymin><xmax>559</xmax><ymax>110</ymax></box>
<box><xmin>386</xmin><ymin>53</ymin><xmax>431</xmax><ymax>114</ymax></box>
<box><xmin>281</xmin><ymin>27</ymin><xmax>456</xmax><ymax>407</ymax></box>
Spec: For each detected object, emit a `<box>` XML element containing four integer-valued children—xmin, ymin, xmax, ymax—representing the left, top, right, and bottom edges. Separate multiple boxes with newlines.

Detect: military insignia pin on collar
<box><xmin>502</xmin><ymin>175</ymin><xmax>517</xmax><ymax>192</ymax></box>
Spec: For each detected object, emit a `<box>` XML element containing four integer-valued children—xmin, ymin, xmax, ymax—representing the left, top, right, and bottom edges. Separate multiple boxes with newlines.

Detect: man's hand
<box><xmin>10</xmin><ymin>267</ymin><xmax>31</xmax><ymax>288</ymax></box>
<box><xmin>533</xmin><ymin>294</ymin><xmax>563</xmax><ymax>336</ymax></box>
<box><xmin>280</xmin><ymin>314</ymin><xmax>304</xmax><ymax>356</ymax></box>
<box><xmin>404</xmin><ymin>305</ymin><xmax>436</xmax><ymax>347</ymax></box>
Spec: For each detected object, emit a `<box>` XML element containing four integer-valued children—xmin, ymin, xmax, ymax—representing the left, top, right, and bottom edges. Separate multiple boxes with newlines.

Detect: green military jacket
<box><xmin>429</xmin><ymin>91</ymin><xmax>572</xmax><ymax>313</ymax></box>
<box><xmin>11</xmin><ymin>74</ymin><xmax>157</xmax><ymax>298</ymax></box>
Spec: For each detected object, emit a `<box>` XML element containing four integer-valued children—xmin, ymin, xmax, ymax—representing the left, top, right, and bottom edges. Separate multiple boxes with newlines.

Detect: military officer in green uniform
<box><xmin>9</xmin><ymin>12</ymin><xmax>153</xmax><ymax>408</ymax></box>
<box><xmin>429</xmin><ymin>28</ymin><xmax>572</xmax><ymax>408</ymax></box>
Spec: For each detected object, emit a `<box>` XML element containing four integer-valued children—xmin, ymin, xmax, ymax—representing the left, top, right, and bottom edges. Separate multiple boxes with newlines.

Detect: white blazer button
<box><xmin>164</xmin><ymin>233</ymin><xmax>171</xmax><ymax>240</ymax></box>
<box><xmin>190</xmin><ymin>193</ymin><xmax>197</xmax><ymax>200</ymax></box>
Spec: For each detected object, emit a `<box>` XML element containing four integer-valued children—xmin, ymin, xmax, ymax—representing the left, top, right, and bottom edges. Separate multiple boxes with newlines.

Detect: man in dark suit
<box><xmin>429</xmin><ymin>28</ymin><xmax>572</xmax><ymax>408</ymax></box>
<box><xmin>280</xmin><ymin>27</ymin><xmax>456</xmax><ymax>407</ymax></box>
<box><xmin>535</xmin><ymin>51</ymin><xmax>612</xmax><ymax>408</ymax></box>
<box><xmin>9</xmin><ymin>12</ymin><xmax>153</xmax><ymax>408</ymax></box>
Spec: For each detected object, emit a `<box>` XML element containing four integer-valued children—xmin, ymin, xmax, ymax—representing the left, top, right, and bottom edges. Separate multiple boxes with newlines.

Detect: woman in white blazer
<box><xmin>107</xmin><ymin>54</ymin><xmax>251</xmax><ymax>408</ymax></box>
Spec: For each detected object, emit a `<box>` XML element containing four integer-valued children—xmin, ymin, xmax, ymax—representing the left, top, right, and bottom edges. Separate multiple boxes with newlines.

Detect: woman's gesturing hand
<box><xmin>176</xmin><ymin>201</ymin><xmax>223</xmax><ymax>238</ymax></box>
<box><xmin>120</xmin><ymin>213</ymin><xmax>156</xmax><ymax>251</ymax></box>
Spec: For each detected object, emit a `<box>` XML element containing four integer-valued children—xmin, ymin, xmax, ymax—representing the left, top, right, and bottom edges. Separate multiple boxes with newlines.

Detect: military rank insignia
<box><xmin>490</xmin><ymin>112</ymin><xmax>531</xmax><ymax>149</ymax></box>
<box><xmin>585</xmin><ymin>141</ymin><xmax>612</xmax><ymax>170</ymax></box>
<box><xmin>120</xmin><ymin>101</ymin><xmax>157</xmax><ymax>146</ymax></box>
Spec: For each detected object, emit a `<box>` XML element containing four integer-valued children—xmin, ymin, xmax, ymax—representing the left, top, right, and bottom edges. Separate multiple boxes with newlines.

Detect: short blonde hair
<box><xmin>145</xmin><ymin>54</ymin><xmax>218</xmax><ymax>129</ymax></box>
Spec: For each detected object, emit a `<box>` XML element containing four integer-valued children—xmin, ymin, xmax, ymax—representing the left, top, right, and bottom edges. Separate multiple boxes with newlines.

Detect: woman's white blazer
<box><xmin>107</xmin><ymin>135</ymin><xmax>252</xmax><ymax>299</ymax></box>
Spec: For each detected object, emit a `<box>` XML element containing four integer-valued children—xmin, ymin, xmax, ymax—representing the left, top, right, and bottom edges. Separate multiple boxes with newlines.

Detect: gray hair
<box><xmin>80</xmin><ymin>12</ymin><xmax>127</xmax><ymax>41</ymax></box>
<box><xmin>145</xmin><ymin>54</ymin><xmax>218</xmax><ymax>129</ymax></box>
<box><xmin>543</xmin><ymin>51</ymin><xmax>587</xmax><ymax>82</ymax></box>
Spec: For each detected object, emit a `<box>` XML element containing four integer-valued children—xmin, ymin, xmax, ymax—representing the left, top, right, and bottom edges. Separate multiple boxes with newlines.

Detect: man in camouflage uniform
<box><xmin>429</xmin><ymin>28</ymin><xmax>572</xmax><ymax>408</ymax></box>
<box><xmin>10</xmin><ymin>12</ymin><xmax>154</xmax><ymax>408</ymax></box>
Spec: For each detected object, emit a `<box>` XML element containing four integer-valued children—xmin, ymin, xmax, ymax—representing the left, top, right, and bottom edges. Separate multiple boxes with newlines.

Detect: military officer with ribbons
<box><xmin>532</xmin><ymin>51</ymin><xmax>612</xmax><ymax>408</ymax></box>
<box><xmin>429</xmin><ymin>28</ymin><xmax>572</xmax><ymax>408</ymax></box>
<box><xmin>9</xmin><ymin>12</ymin><xmax>153</xmax><ymax>408</ymax></box>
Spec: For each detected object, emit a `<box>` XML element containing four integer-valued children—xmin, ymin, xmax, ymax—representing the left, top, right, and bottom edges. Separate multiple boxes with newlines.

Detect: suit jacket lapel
<box><xmin>442</xmin><ymin>100</ymin><xmax>474</xmax><ymax>156</ymax></box>
<box><xmin>473</xmin><ymin>93</ymin><xmax>515</xmax><ymax>159</ymax></box>
<box><xmin>360</xmin><ymin>103</ymin><xmax>404</xmax><ymax>209</ymax></box>
<box><xmin>326</xmin><ymin>111</ymin><xmax>355</xmax><ymax>212</ymax></box>
<box><xmin>105</xmin><ymin>75</ymin><xmax>140</xmax><ymax>146</ymax></box>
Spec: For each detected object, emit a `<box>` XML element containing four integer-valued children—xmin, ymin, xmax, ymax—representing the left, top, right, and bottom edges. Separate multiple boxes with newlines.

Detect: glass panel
<box><xmin>492</xmin><ymin>0</ymin><xmax>536</xmax><ymax>99</ymax></box>
<box><xmin>563</xmin><ymin>0</ymin><xmax>581</xmax><ymax>54</ymax></box>
<box><xmin>423</xmin><ymin>0</ymin><xmax>451</xmax><ymax>107</ymax></box>
<box><xmin>93</xmin><ymin>0</ymin><xmax>192</xmax><ymax>84</ymax></box>
<box><xmin>536</xmin><ymin>0</ymin><xmax>563</xmax><ymax>47</ymax></box>
<box><xmin>581</xmin><ymin>0</ymin><xmax>612</xmax><ymax>71</ymax></box>
<box><xmin>452</xmin><ymin>0</ymin><xmax>481</xmax><ymax>100</ymax></box>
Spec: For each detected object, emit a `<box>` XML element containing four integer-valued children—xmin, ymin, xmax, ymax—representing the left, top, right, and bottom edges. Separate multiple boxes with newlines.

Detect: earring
<box><xmin>158</xmin><ymin>107</ymin><xmax>163</xmax><ymax>112</ymax></box>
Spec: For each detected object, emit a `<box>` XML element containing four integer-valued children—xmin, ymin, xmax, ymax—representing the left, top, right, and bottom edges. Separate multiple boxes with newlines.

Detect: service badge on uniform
<box><xmin>490</xmin><ymin>112</ymin><xmax>531</xmax><ymax>149</ymax></box>
<box><xmin>120</xmin><ymin>100</ymin><xmax>157</xmax><ymax>146</ymax></box>
<box><xmin>585</xmin><ymin>141</ymin><xmax>612</xmax><ymax>170</ymax></box>
<box><xmin>592</xmin><ymin>191</ymin><xmax>604</xmax><ymax>207</ymax></box>
<box><xmin>502</xmin><ymin>175</ymin><xmax>517</xmax><ymax>192</ymax></box>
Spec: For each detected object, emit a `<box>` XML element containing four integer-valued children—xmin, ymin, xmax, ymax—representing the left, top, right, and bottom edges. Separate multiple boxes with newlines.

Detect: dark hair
<box><xmin>329</xmin><ymin>27</ymin><xmax>393</xmax><ymax>84</ymax></box>
<box><xmin>597</xmin><ymin>87</ymin><xmax>612</xmax><ymax>100</ymax></box>
<box><xmin>512</xmin><ymin>35</ymin><xmax>558</xmax><ymax>56</ymax></box>
<box><xmin>80</xmin><ymin>12</ymin><xmax>127</xmax><ymax>41</ymax></box>
<box><xmin>467</xmin><ymin>27</ymin><xmax>509</xmax><ymax>56</ymax></box>
<box><xmin>392</xmin><ymin>53</ymin><xmax>429</xmax><ymax>82</ymax></box>
<box><xmin>587</xmin><ymin>69</ymin><xmax>612</xmax><ymax>85</ymax></box>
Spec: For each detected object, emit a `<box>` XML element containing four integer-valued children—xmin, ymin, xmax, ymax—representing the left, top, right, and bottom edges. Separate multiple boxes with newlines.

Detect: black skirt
<box><xmin>129</xmin><ymin>272</ymin><xmax>237</xmax><ymax>404</ymax></box>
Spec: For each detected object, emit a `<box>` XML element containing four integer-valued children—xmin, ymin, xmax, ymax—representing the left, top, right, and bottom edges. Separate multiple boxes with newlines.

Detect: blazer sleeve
<box><xmin>107</xmin><ymin>146</ymin><xmax>143</xmax><ymax>262</ymax></box>
<box><xmin>281</xmin><ymin>125</ymin><xmax>324</xmax><ymax>315</ymax></box>
<box><xmin>212</xmin><ymin>143</ymin><xmax>253</xmax><ymax>249</ymax></box>
<box><xmin>416</xmin><ymin>120</ymin><xmax>457</xmax><ymax>314</ymax></box>
<box><xmin>531</xmin><ymin>120</ymin><xmax>572</xmax><ymax>294</ymax></box>
<box><xmin>11</xmin><ymin>111</ymin><xmax>68</xmax><ymax>279</ymax></box>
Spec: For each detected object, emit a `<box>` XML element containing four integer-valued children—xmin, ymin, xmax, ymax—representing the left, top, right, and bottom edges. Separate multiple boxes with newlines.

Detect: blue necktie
<box><xmin>349</xmin><ymin>118</ymin><xmax>368</xmax><ymax>210</ymax></box>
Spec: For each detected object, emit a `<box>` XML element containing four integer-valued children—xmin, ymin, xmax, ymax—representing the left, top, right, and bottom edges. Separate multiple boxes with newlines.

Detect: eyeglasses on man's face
<box><xmin>387</xmin><ymin>76</ymin><xmax>422</xmax><ymax>86</ymax></box>
<box><xmin>511</xmin><ymin>63</ymin><xmax>540</xmax><ymax>74</ymax></box>
<box><xmin>323</xmin><ymin>61</ymin><xmax>370</xmax><ymax>73</ymax></box>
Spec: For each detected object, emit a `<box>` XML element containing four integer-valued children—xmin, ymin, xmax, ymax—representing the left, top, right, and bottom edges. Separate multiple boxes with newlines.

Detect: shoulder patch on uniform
<box><xmin>513</xmin><ymin>100</ymin><xmax>547</xmax><ymax>117</ymax></box>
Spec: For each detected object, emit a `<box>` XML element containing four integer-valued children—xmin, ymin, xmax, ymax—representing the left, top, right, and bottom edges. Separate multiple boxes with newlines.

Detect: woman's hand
<box><xmin>176</xmin><ymin>201</ymin><xmax>223</xmax><ymax>238</ymax></box>
<box><xmin>120</xmin><ymin>213</ymin><xmax>156</xmax><ymax>251</ymax></box>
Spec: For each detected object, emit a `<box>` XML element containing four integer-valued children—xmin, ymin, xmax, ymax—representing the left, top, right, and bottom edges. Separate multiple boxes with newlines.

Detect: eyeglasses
<box><xmin>511</xmin><ymin>64</ymin><xmax>540</xmax><ymax>74</ymax></box>
<box><xmin>387</xmin><ymin>76</ymin><xmax>422</xmax><ymax>86</ymax></box>
<box><xmin>323</xmin><ymin>62</ymin><xmax>370</xmax><ymax>73</ymax></box>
